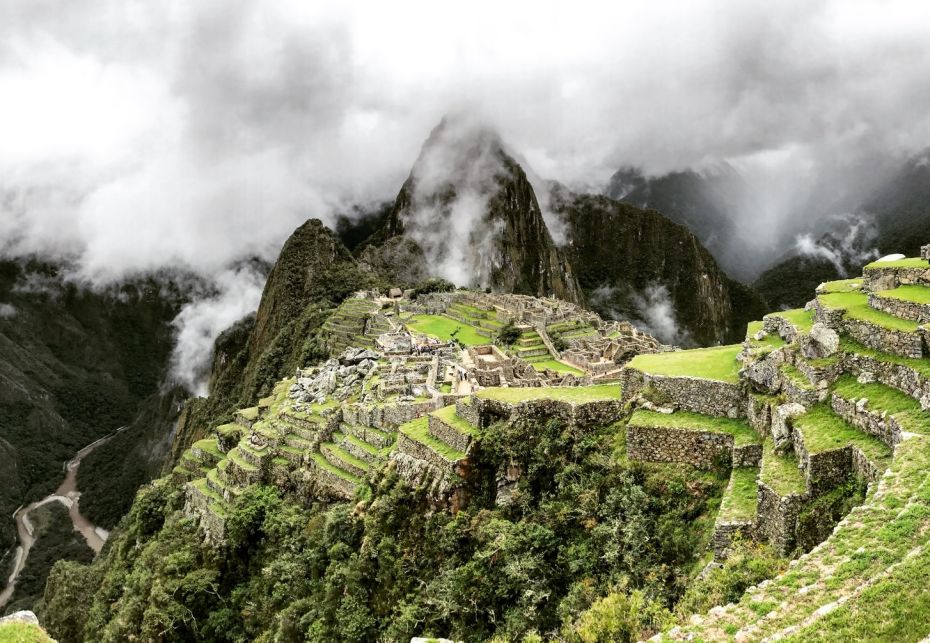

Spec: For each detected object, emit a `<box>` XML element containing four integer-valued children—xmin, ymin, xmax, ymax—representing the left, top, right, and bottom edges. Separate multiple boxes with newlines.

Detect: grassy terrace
<box><xmin>840</xmin><ymin>337</ymin><xmax>930</xmax><ymax>379</ymax></box>
<box><xmin>718</xmin><ymin>467</ymin><xmax>760</xmax><ymax>521</ymax></box>
<box><xmin>476</xmin><ymin>383</ymin><xmax>620</xmax><ymax>403</ymax></box>
<box><xmin>793</xmin><ymin>404</ymin><xmax>892</xmax><ymax>466</ymax></box>
<box><xmin>192</xmin><ymin>437</ymin><xmax>223</xmax><ymax>458</ymax></box>
<box><xmin>310</xmin><ymin>452</ymin><xmax>361</xmax><ymax>484</ymax></box>
<box><xmin>344</xmin><ymin>432</ymin><xmax>380</xmax><ymax>456</ymax></box>
<box><xmin>322</xmin><ymin>442</ymin><xmax>370</xmax><ymax>472</ymax></box>
<box><xmin>864</xmin><ymin>257</ymin><xmax>929</xmax><ymax>269</ymax></box>
<box><xmin>399</xmin><ymin>416</ymin><xmax>466</xmax><ymax>461</ymax></box>
<box><xmin>781</xmin><ymin>364</ymin><xmax>814</xmax><ymax>389</ymax></box>
<box><xmin>405</xmin><ymin>314</ymin><xmax>488</xmax><ymax>345</ymax></box>
<box><xmin>525</xmin><ymin>357</ymin><xmax>585</xmax><ymax>375</ymax></box>
<box><xmin>819</xmin><ymin>278</ymin><xmax>864</xmax><ymax>293</ymax></box>
<box><xmin>745</xmin><ymin>320</ymin><xmax>787</xmax><ymax>352</ymax></box>
<box><xmin>833</xmin><ymin>374</ymin><xmax>930</xmax><ymax>434</ymax></box>
<box><xmin>626</xmin><ymin>344</ymin><xmax>742</xmax><ymax>384</ymax></box>
<box><xmin>877</xmin><ymin>284</ymin><xmax>930</xmax><ymax>304</ymax></box>
<box><xmin>767</xmin><ymin>307</ymin><xmax>815</xmax><ymax>333</ymax></box>
<box><xmin>432</xmin><ymin>404</ymin><xmax>476</xmax><ymax>435</ymax></box>
<box><xmin>629</xmin><ymin>409</ymin><xmax>760</xmax><ymax>447</ymax></box>
<box><xmin>759</xmin><ymin>442</ymin><xmax>806</xmax><ymax>496</ymax></box>
<box><xmin>819</xmin><ymin>291</ymin><xmax>920</xmax><ymax>331</ymax></box>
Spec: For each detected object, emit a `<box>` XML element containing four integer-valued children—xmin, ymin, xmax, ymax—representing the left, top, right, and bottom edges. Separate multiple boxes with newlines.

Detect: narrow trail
<box><xmin>0</xmin><ymin>426</ymin><xmax>128</xmax><ymax>608</ymax></box>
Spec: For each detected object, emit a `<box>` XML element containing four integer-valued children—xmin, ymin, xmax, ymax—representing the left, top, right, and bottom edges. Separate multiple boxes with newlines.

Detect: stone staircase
<box><xmin>323</xmin><ymin>298</ymin><xmax>381</xmax><ymax>355</ymax></box>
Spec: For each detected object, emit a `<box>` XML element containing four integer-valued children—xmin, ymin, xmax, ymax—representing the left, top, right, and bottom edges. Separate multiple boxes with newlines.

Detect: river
<box><xmin>0</xmin><ymin>426</ymin><xmax>128</xmax><ymax>608</ymax></box>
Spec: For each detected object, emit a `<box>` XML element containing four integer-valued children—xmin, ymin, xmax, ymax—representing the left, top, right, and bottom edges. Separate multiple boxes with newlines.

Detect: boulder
<box><xmin>801</xmin><ymin>323</ymin><xmax>840</xmax><ymax>359</ymax></box>
<box><xmin>773</xmin><ymin>402</ymin><xmax>807</xmax><ymax>454</ymax></box>
<box><xmin>922</xmin><ymin>244</ymin><xmax>930</xmax><ymax>261</ymax></box>
<box><xmin>857</xmin><ymin>371</ymin><xmax>876</xmax><ymax>384</ymax></box>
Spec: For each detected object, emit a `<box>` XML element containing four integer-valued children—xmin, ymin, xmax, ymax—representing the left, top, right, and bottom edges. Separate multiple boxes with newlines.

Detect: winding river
<box><xmin>0</xmin><ymin>426</ymin><xmax>127</xmax><ymax>608</ymax></box>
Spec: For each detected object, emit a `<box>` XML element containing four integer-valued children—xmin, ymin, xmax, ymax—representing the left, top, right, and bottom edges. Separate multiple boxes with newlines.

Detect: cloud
<box><xmin>168</xmin><ymin>265</ymin><xmax>266</xmax><ymax>396</ymax></box>
<box><xmin>793</xmin><ymin>213</ymin><xmax>881</xmax><ymax>276</ymax></box>
<box><xmin>0</xmin><ymin>303</ymin><xmax>16</xmax><ymax>319</ymax></box>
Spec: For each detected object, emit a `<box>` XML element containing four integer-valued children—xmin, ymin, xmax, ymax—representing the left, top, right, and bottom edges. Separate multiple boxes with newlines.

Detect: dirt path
<box><xmin>0</xmin><ymin>426</ymin><xmax>128</xmax><ymax>608</ymax></box>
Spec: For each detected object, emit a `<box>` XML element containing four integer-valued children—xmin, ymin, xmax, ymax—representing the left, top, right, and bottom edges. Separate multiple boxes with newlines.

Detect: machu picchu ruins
<box><xmin>172</xmin><ymin>246</ymin><xmax>930</xmax><ymax>641</ymax></box>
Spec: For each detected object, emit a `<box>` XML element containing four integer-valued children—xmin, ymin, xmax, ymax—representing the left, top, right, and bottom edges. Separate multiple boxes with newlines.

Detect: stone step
<box><xmin>284</xmin><ymin>433</ymin><xmax>313</xmax><ymax>451</ymax></box>
<box><xmin>308</xmin><ymin>452</ymin><xmax>360</xmax><ymax>499</ymax></box>
<box><xmin>278</xmin><ymin>445</ymin><xmax>305</xmax><ymax>465</ymax></box>
<box><xmin>713</xmin><ymin>466</ymin><xmax>759</xmax><ymax>560</ymax></box>
<box><xmin>320</xmin><ymin>442</ymin><xmax>370</xmax><ymax>479</ymax></box>
<box><xmin>396</xmin><ymin>416</ymin><xmax>466</xmax><ymax>471</ymax></box>
<box><xmin>517</xmin><ymin>347</ymin><xmax>550</xmax><ymax>358</ymax></box>
<box><xmin>339</xmin><ymin>433</ymin><xmax>384</xmax><ymax>464</ymax></box>
<box><xmin>343</xmin><ymin>424</ymin><xmax>395</xmax><ymax>449</ymax></box>
<box><xmin>841</xmin><ymin>338</ymin><xmax>930</xmax><ymax>410</ymax></box>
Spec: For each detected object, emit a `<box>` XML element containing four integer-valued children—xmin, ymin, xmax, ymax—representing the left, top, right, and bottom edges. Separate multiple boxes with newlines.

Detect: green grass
<box><xmin>626</xmin><ymin>344</ymin><xmax>742</xmax><ymax>383</ymax></box>
<box><xmin>310</xmin><ymin>452</ymin><xmax>361</xmax><ymax>484</ymax></box>
<box><xmin>405</xmin><ymin>314</ymin><xmax>488</xmax><ymax>345</ymax></box>
<box><xmin>476</xmin><ymin>383</ymin><xmax>620</xmax><ymax>403</ymax></box>
<box><xmin>745</xmin><ymin>320</ymin><xmax>787</xmax><ymax>351</ymax></box>
<box><xmin>227</xmin><ymin>447</ymin><xmax>257</xmax><ymax>472</ymax></box>
<box><xmin>865</xmin><ymin>257</ymin><xmax>929</xmax><ymax>269</ymax></box>
<box><xmin>399</xmin><ymin>416</ymin><xmax>466</xmax><ymax>461</ymax></box>
<box><xmin>525</xmin><ymin>358</ymin><xmax>585</xmax><ymax>375</ymax></box>
<box><xmin>628</xmin><ymin>409</ymin><xmax>760</xmax><ymax>446</ymax></box>
<box><xmin>767</xmin><ymin>308</ymin><xmax>815</xmax><ymax>333</ymax></box>
<box><xmin>781</xmin><ymin>364</ymin><xmax>814</xmax><ymax>390</ymax></box>
<box><xmin>432</xmin><ymin>404</ymin><xmax>476</xmax><ymax>435</ymax></box>
<box><xmin>719</xmin><ymin>467</ymin><xmax>759</xmax><ymax>521</ymax></box>
<box><xmin>0</xmin><ymin>621</ymin><xmax>55</xmax><ymax>642</ymax></box>
<box><xmin>343</xmin><ymin>432</ymin><xmax>380</xmax><ymax>456</ymax></box>
<box><xmin>819</xmin><ymin>278</ymin><xmax>863</xmax><ymax>293</ymax></box>
<box><xmin>877</xmin><ymin>284</ymin><xmax>930</xmax><ymax>305</ymax></box>
<box><xmin>237</xmin><ymin>406</ymin><xmax>260</xmax><ymax>421</ymax></box>
<box><xmin>818</xmin><ymin>291</ymin><xmax>920</xmax><ymax>331</ymax></box>
<box><xmin>793</xmin><ymin>404</ymin><xmax>892</xmax><ymax>465</ymax></box>
<box><xmin>438</xmin><ymin>382</ymin><xmax>452</xmax><ymax>393</ymax></box>
<box><xmin>760</xmin><ymin>442</ymin><xmax>807</xmax><ymax>496</ymax></box>
<box><xmin>215</xmin><ymin>422</ymin><xmax>243</xmax><ymax>438</ymax></box>
<box><xmin>833</xmin><ymin>374</ymin><xmax>930</xmax><ymax>434</ymax></box>
<box><xmin>322</xmin><ymin>442</ymin><xmax>370</xmax><ymax>472</ymax></box>
<box><xmin>192</xmin><ymin>438</ymin><xmax>223</xmax><ymax>458</ymax></box>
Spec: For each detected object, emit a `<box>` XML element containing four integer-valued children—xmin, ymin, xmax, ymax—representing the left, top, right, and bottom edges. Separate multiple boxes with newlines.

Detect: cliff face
<box><xmin>551</xmin><ymin>189</ymin><xmax>764</xmax><ymax>346</ymax></box>
<box><xmin>372</xmin><ymin>119</ymin><xmax>582</xmax><ymax>303</ymax></box>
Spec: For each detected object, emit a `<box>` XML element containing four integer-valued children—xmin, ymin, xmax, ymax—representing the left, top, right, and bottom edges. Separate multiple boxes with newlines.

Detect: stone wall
<box><xmin>868</xmin><ymin>293</ymin><xmax>930</xmax><ymax>324</ymax></box>
<box><xmin>469</xmin><ymin>396</ymin><xmax>623</xmax><ymax>432</ymax></box>
<box><xmin>343</xmin><ymin>399</ymin><xmax>436</xmax><ymax>430</ymax></box>
<box><xmin>307</xmin><ymin>459</ymin><xmax>357</xmax><ymax>499</ymax></box>
<box><xmin>863</xmin><ymin>264</ymin><xmax>930</xmax><ymax>291</ymax></box>
<box><xmin>811</xmin><ymin>299</ymin><xmax>846</xmax><ymax>329</ymax></box>
<box><xmin>626</xmin><ymin>424</ymin><xmax>736</xmax><ymax>470</ymax></box>
<box><xmin>733</xmin><ymin>443</ymin><xmax>763</xmax><ymax>468</ymax></box>
<box><xmin>184</xmin><ymin>485</ymin><xmax>227</xmax><ymax>542</ymax></box>
<box><xmin>763</xmin><ymin>314</ymin><xmax>802</xmax><ymax>343</ymax></box>
<box><xmin>621</xmin><ymin>368</ymin><xmax>746</xmax><ymax>418</ymax></box>
<box><xmin>428</xmin><ymin>414</ymin><xmax>472</xmax><ymax>453</ymax></box>
<box><xmin>754</xmin><ymin>481</ymin><xmax>806</xmax><ymax>555</ymax></box>
<box><xmin>395</xmin><ymin>431</ymin><xmax>464</xmax><ymax>471</ymax></box>
<box><xmin>746</xmin><ymin>395</ymin><xmax>774</xmax><ymax>439</ymax></box>
<box><xmin>831</xmin><ymin>392</ymin><xmax>904</xmax><ymax>449</ymax></box>
<box><xmin>712</xmin><ymin>520</ymin><xmax>754</xmax><ymax>561</ymax></box>
<box><xmin>843</xmin><ymin>318</ymin><xmax>925</xmax><ymax>359</ymax></box>
<box><xmin>390</xmin><ymin>451</ymin><xmax>460</xmax><ymax>498</ymax></box>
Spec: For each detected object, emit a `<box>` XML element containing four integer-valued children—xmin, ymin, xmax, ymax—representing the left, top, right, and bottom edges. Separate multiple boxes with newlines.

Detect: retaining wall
<box><xmin>620</xmin><ymin>368</ymin><xmax>746</xmax><ymax>418</ymax></box>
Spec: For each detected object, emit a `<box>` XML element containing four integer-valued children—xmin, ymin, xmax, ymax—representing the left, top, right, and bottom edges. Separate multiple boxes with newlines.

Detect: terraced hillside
<box><xmin>636</xmin><ymin>250</ymin><xmax>930</xmax><ymax>640</ymax></box>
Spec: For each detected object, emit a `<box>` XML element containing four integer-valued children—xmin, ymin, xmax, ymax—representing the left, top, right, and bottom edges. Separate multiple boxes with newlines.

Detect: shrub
<box><xmin>497</xmin><ymin>322</ymin><xmax>522</xmax><ymax>346</ymax></box>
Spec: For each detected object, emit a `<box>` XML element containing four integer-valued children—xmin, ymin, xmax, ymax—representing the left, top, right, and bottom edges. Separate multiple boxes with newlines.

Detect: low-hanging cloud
<box><xmin>3</xmin><ymin>0</ymin><xmax>930</xmax><ymax>387</ymax></box>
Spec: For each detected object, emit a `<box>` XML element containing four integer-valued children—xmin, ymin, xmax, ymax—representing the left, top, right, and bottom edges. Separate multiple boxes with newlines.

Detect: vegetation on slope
<box><xmin>43</xmin><ymin>417</ymin><xmax>727</xmax><ymax>642</ymax></box>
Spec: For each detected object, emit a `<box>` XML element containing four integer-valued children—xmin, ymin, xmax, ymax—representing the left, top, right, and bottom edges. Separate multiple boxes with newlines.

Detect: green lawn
<box><xmin>833</xmin><ymin>374</ymin><xmax>930</xmax><ymax>434</ymax></box>
<box><xmin>818</xmin><ymin>291</ymin><xmax>920</xmax><ymax>332</ymax></box>
<box><xmin>759</xmin><ymin>442</ymin><xmax>806</xmax><ymax>496</ymax></box>
<box><xmin>626</xmin><ymin>344</ymin><xmax>742</xmax><ymax>383</ymax></box>
<box><xmin>405</xmin><ymin>314</ymin><xmax>489</xmax><ymax>345</ymax></box>
<box><xmin>865</xmin><ymin>257</ymin><xmax>929</xmax><ymax>269</ymax></box>
<box><xmin>767</xmin><ymin>308</ymin><xmax>815</xmax><ymax>333</ymax></box>
<box><xmin>718</xmin><ymin>467</ymin><xmax>760</xmax><ymax>521</ymax></box>
<box><xmin>476</xmin><ymin>383</ymin><xmax>620</xmax><ymax>403</ymax></box>
<box><xmin>745</xmin><ymin>320</ymin><xmax>787</xmax><ymax>351</ymax></box>
<box><xmin>877</xmin><ymin>284</ymin><xmax>930</xmax><ymax>305</ymax></box>
<box><xmin>819</xmin><ymin>278</ymin><xmax>864</xmax><ymax>293</ymax></box>
<box><xmin>629</xmin><ymin>409</ymin><xmax>760</xmax><ymax>446</ymax></box>
<box><xmin>399</xmin><ymin>416</ymin><xmax>466</xmax><ymax>461</ymax></box>
<box><xmin>432</xmin><ymin>404</ymin><xmax>476</xmax><ymax>435</ymax></box>
<box><xmin>526</xmin><ymin>358</ymin><xmax>585</xmax><ymax>375</ymax></box>
<box><xmin>793</xmin><ymin>404</ymin><xmax>892</xmax><ymax>465</ymax></box>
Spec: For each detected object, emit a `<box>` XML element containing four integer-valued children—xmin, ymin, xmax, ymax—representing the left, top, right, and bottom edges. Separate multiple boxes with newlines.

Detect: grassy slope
<box><xmin>718</xmin><ymin>467</ymin><xmax>759</xmax><ymax>521</ymax></box>
<box><xmin>626</xmin><ymin>345</ymin><xmax>742</xmax><ymax>384</ymax></box>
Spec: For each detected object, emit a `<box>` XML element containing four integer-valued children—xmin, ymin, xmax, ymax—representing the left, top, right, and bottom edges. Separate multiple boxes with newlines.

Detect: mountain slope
<box><xmin>551</xmin><ymin>188</ymin><xmax>766</xmax><ymax>345</ymax></box>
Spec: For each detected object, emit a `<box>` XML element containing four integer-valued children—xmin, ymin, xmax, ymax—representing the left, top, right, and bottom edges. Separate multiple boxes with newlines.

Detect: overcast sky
<box><xmin>2</xmin><ymin>0</ymin><xmax>930</xmax><ymax>284</ymax></box>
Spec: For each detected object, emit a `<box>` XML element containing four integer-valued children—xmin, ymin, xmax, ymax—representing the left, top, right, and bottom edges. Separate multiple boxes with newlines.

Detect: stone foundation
<box><xmin>621</xmin><ymin>368</ymin><xmax>745</xmax><ymax>418</ymax></box>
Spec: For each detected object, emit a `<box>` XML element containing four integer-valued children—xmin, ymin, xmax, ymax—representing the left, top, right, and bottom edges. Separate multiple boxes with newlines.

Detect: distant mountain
<box><xmin>606</xmin><ymin>164</ymin><xmax>761</xmax><ymax>280</ymax></box>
